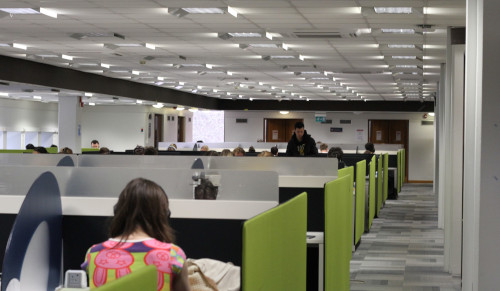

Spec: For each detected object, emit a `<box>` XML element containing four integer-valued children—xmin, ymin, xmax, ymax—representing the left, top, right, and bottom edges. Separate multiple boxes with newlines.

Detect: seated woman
<box><xmin>81</xmin><ymin>178</ymin><xmax>191</xmax><ymax>291</ymax></box>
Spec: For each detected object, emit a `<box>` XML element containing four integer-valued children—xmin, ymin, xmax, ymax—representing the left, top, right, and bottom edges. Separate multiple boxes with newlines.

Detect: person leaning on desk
<box><xmin>286</xmin><ymin>121</ymin><xmax>319</xmax><ymax>157</ymax></box>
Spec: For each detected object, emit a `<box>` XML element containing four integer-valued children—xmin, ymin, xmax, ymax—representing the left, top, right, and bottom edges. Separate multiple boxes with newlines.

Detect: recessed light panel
<box><xmin>374</xmin><ymin>7</ymin><xmax>413</xmax><ymax>14</ymax></box>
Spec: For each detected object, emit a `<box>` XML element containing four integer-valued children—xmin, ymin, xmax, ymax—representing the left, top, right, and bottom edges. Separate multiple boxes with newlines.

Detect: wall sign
<box><xmin>272</xmin><ymin>130</ymin><xmax>279</xmax><ymax>140</ymax></box>
<box><xmin>330</xmin><ymin>127</ymin><xmax>343</xmax><ymax>132</ymax></box>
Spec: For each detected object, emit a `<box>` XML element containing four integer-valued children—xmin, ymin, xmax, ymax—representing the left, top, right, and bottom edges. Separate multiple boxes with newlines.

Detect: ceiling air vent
<box><xmin>236</xmin><ymin>119</ymin><xmax>248</xmax><ymax>123</ymax></box>
<box><xmin>293</xmin><ymin>32</ymin><xmax>343</xmax><ymax>39</ymax></box>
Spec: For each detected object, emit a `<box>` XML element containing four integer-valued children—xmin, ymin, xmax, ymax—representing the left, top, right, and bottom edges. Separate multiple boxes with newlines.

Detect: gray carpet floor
<box><xmin>350</xmin><ymin>184</ymin><xmax>462</xmax><ymax>291</ymax></box>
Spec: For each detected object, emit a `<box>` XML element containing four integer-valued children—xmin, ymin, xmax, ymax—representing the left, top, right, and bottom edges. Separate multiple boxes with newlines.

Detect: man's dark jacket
<box><xmin>286</xmin><ymin>130</ymin><xmax>318</xmax><ymax>156</ymax></box>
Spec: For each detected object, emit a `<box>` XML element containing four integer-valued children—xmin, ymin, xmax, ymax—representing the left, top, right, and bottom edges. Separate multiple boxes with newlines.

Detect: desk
<box><xmin>307</xmin><ymin>231</ymin><xmax>324</xmax><ymax>291</ymax></box>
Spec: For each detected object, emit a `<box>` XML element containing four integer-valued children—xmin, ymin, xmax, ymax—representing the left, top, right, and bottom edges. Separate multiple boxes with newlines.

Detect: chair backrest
<box><xmin>355</xmin><ymin>160</ymin><xmax>366</xmax><ymax>245</ymax></box>
<box><xmin>94</xmin><ymin>265</ymin><xmax>157</xmax><ymax>291</ymax></box>
<box><xmin>324</xmin><ymin>175</ymin><xmax>352</xmax><ymax>291</ymax></box>
<box><xmin>369</xmin><ymin>155</ymin><xmax>376</xmax><ymax>229</ymax></box>
<box><xmin>242</xmin><ymin>192</ymin><xmax>307</xmax><ymax>291</ymax></box>
<box><xmin>1</xmin><ymin>171</ymin><xmax>62</xmax><ymax>291</ymax></box>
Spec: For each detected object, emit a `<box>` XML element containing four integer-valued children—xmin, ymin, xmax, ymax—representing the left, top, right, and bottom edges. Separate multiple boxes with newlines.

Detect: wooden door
<box><xmin>369</xmin><ymin>120</ymin><xmax>409</xmax><ymax>182</ymax></box>
<box><xmin>177</xmin><ymin>116</ymin><xmax>185</xmax><ymax>142</ymax></box>
<box><xmin>264</xmin><ymin>118</ymin><xmax>303</xmax><ymax>142</ymax></box>
<box><xmin>154</xmin><ymin>114</ymin><xmax>164</xmax><ymax>149</ymax></box>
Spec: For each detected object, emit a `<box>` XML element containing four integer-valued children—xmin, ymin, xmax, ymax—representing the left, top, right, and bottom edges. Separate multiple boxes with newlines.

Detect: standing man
<box><xmin>286</xmin><ymin>121</ymin><xmax>318</xmax><ymax>156</ymax></box>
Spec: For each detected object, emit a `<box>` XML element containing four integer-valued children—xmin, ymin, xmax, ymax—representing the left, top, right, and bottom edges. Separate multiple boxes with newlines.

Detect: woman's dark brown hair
<box><xmin>109</xmin><ymin>178</ymin><xmax>175</xmax><ymax>243</ymax></box>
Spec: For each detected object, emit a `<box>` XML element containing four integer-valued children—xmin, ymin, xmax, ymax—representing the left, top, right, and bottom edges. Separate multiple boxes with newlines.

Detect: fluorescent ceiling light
<box><xmin>115</xmin><ymin>43</ymin><xmax>142</xmax><ymax>47</ymax></box>
<box><xmin>281</xmin><ymin>43</ymin><xmax>289</xmax><ymax>50</ymax></box>
<box><xmin>355</xmin><ymin>28</ymin><xmax>372</xmax><ymax>35</ymax></box>
<box><xmin>152</xmin><ymin>103</ymin><xmax>164</xmax><ymax>108</ymax></box>
<box><xmin>279</xmin><ymin>111</ymin><xmax>289</xmax><ymax>115</ymax></box>
<box><xmin>89</xmin><ymin>102</ymin><xmax>96</xmax><ymax>106</ymax></box>
<box><xmin>396</xmin><ymin>65</ymin><xmax>418</xmax><ymax>68</ymax></box>
<box><xmin>84</xmin><ymin>92</ymin><xmax>93</xmax><ymax>97</ymax></box>
<box><xmin>157</xmin><ymin>76</ymin><xmax>164</xmax><ymax>81</ymax></box>
<box><xmin>136</xmin><ymin>100</ymin><xmax>143</xmax><ymax>104</ymax></box>
<box><xmin>428</xmin><ymin>112</ymin><xmax>435</xmax><ymax>116</ymax></box>
<box><xmin>132</xmin><ymin>70</ymin><xmax>140</xmax><ymax>75</ymax></box>
<box><xmin>100</xmin><ymin>63</ymin><xmax>110</xmax><ymax>68</ymax></box>
<box><xmin>265</xmin><ymin>32</ymin><xmax>273</xmax><ymax>40</ymax></box>
<box><xmin>37</xmin><ymin>54</ymin><xmax>58</xmax><ymax>58</ymax></box>
<box><xmin>392</xmin><ymin>56</ymin><xmax>417</xmax><ymax>59</ymax></box>
<box><xmin>33</xmin><ymin>95</ymin><xmax>42</xmax><ymax>100</ymax></box>
<box><xmin>229</xmin><ymin>32</ymin><xmax>261</xmax><ymax>38</ymax></box>
<box><xmin>388</xmin><ymin>44</ymin><xmax>416</xmax><ymax>48</ymax></box>
<box><xmin>175</xmin><ymin>86</ymin><xmax>183</xmax><ymax>89</ymax></box>
<box><xmin>189</xmin><ymin>108</ymin><xmax>199</xmax><ymax>112</ymax></box>
<box><xmin>144</xmin><ymin>43</ymin><xmax>155</xmax><ymax>50</ymax></box>
<box><xmin>227</xmin><ymin>6</ymin><xmax>238</xmax><ymax>17</ymax></box>
<box><xmin>12</xmin><ymin>43</ymin><xmax>27</xmax><ymax>50</ymax></box>
<box><xmin>382</xmin><ymin>28</ymin><xmax>415</xmax><ymax>34</ymax></box>
<box><xmin>0</xmin><ymin>43</ymin><xmax>9</xmax><ymax>47</ymax></box>
<box><xmin>176</xmin><ymin>106</ymin><xmax>185</xmax><ymax>111</ymax></box>
<box><xmin>0</xmin><ymin>8</ymin><xmax>39</xmax><ymax>14</ymax></box>
<box><xmin>61</xmin><ymin>54</ymin><xmax>73</xmax><ymax>60</ymax></box>
<box><xmin>205</xmin><ymin>64</ymin><xmax>213</xmax><ymax>69</ymax></box>
<box><xmin>374</xmin><ymin>7</ymin><xmax>412</xmax><ymax>14</ymax></box>
<box><xmin>38</xmin><ymin>7</ymin><xmax>57</xmax><ymax>18</ymax></box>
<box><xmin>183</xmin><ymin>8</ymin><xmax>225</xmax><ymax>14</ymax></box>
<box><xmin>299</xmin><ymin>55</ymin><xmax>305</xmax><ymax>61</ymax></box>
<box><xmin>249</xmin><ymin>44</ymin><xmax>279</xmax><ymax>48</ymax></box>
<box><xmin>0</xmin><ymin>92</ymin><xmax>9</xmax><ymax>97</ymax></box>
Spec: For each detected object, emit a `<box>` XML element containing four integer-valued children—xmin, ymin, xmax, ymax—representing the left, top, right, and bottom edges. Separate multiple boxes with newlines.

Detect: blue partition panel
<box><xmin>1</xmin><ymin>171</ymin><xmax>62</xmax><ymax>291</ymax></box>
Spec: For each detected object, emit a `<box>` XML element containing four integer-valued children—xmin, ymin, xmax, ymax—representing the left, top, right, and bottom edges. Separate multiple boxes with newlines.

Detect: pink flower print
<box><xmin>143</xmin><ymin>239</ymin><xmax>171</xmax><ymax>249</ymax></box>
<box><xmin>93</xmin><ymin>249</ymin><xmax>134</xmax><ymax>287</ymax></box>
<box><xmin>145</xmin><ymin>249</ymin><xmax>172</xmax><ymax>290</ymax></box>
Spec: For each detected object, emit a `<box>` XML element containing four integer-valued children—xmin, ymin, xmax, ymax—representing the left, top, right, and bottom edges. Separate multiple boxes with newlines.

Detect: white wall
<box><xmin>0</xmin><ymin>99</ymin><xmax>58</xmax><ymax>148</ymax></box>
<box><xmin>224</xmin><ymin>110</ymin><xmax>435</xmax><ymax>181</ymax></box>
<box><xmin>193</xmin><ymin>111</ymin><xmax>224</xmax><ymax>142</ymax></box>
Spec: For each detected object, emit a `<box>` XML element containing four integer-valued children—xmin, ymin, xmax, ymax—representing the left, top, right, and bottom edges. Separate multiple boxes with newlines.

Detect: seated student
<box><xmin>81</xmin><ymin>178</ymin><xmax>191</xmax><ymax>291</ymax></box>
<box><xmin>319</xmin><ymin>143</ymin><xmax>328</xmax><ymax>153</ymax></box>
<box><xmin>270</xmin><ymin>146</ymin><xmax>279</xmax><ymax>156</ymax></box>
<box><xmin>26</xmin><ymin>143</ymin><xmax>35</xmax><ymax>150</ymax></box>
<box><xmin>220</xmin><ymin>149</ymin><xmax>233</xmax><ymax>157</ymax></box>
<box><xmin>248</xmin><ymin>146</ymin><xmax>256</xmax><ymax>153</ymax></box>
<box><xmin>200</xmin><ymin>145</ymin><xmax>209</xmax><ymax>152</ymax></box>
<box><xmin>134</xmin><ymin>145</ymin><xmax>145</xmax><ymax>155</ymax></box>
<box><xmin>91</xmin><ymin>140</ymin><xmax>100</xmax><ymax>149</ymax></box>
<box><xmin>257</xmin><ymin>151</ymin><xmax>273</xmax><ymax>157</ymax></box>
<box><xmin>328</xmin><ymin>147</ymin><xmax>346</xmax><ymax>169</ymax></box>
<box><xmin>144</xmin><ymin>146</ymin><xmax>158</xmax><ymax>155</ymax></box>
<box><xmin>364</xmin><ymin>142</ymin><xmax>375</xmax><ymax>154</ymax></box>
<box><xmin>59</xmin><ymin>147</ymin><xmax>73</xmax><ymax>154</ymax></box>
<box><xmin>194</xmin><ymin>178</ymin><xmax>218</xmax><ymax>200</ymax></box>
<box><xmin>233</xmin><ymin>147</ymin><xmax>245</xmax><ymax>157</ymax></box>
<box><xmin>167</xmin><ymin>144</ymin><xmax>177</xmax><ymax>151</ymax></box>
<box><xmin>99</xmin><ymin>147</ymin><xmax>110</xmax><ymax>154</ymax></box>
<box><xmin>33</xmin><ymin>146</ymin><xmax>48</xmax><ymax>154</ymax></box>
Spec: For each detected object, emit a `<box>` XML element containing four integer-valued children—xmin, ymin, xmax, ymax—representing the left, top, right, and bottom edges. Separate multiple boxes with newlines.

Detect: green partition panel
<box><xmin>369</xmin><ymin>156</ymin><xmax>376</xmax><ymax>229</ymax></box>
<box><xmin>383</xmin><ymin>153</ymin><xmax>389</xmax><ymax>202</ymax></box>
<box><xmin>46</xmin><ymin>147</ymin><xmax>58</xmax><ymax>154</ymax></box>
<box><xmin>0</xmin><ymin>149</ymin><xmax>32</xmax><ymax>153</ymax></box>
<box><xmin>82</xmin><ymin>148</ymin><xmax>100</xmax><ymax>152</ymax></box>
<box><xmin>355</xmin><ymin>160</ymin><xmax>366</xmax><ymax>245</ymax></box>
<box><xmin>397</xmin><ymin>151</ymin><xmax>401</xmax><ymax>193</ymax></box>
<box><xmin>402</xmin><ymin>149</ymin><xmax>405</xmax><ymax>187</ymax></box>
<box><xmin>376</xmin><ymin>155</ymin><xmax>383</xmax><ymax>217</ymax></box>
<box><xmin>338</xmin><ymin>166</ymin><xmax>354</xmax><ymax>257</ymax></box>
<box><xmin>324</xmin><ymin>176</ymin><xmax>352</xmax><ymax>291</ymax></box>
<box><xmin>242</xmin><ymin>192</ymin><xmax>307</xmax><ymax>291</ymax></box>
<box><xmin>94</xmin><ymin>265</ymin><xmax>157</xmax><ymax>291</ymax></box>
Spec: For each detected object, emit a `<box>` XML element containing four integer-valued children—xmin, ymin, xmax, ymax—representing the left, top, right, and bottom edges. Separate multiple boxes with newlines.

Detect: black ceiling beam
<box><xmin>0</xmin><ymin>55</ymin><xmax>220</xmax><ymax>109</ymax></box>
<box><xmin>0</xmin><ymin>55</ymin><xmax>434</xmax><ymax>112</ymax></box>
<box><xmin>218</xmin><ymin>99</ymin><xmax>435</xmax><ymax>112</ymax></box>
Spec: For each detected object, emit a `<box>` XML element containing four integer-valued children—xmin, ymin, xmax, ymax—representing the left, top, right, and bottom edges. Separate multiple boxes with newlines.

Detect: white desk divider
<box><xmin>0</xmin><ymin>166</ymin><xmax>278</xmax><ymax>209</ymax></box>
<box><xmin>0</xmin><ymin>153</ymin><xmax>77</xmax><ymax>167</ymax></box>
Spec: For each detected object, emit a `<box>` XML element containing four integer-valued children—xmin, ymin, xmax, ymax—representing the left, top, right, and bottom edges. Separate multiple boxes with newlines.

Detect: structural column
<box><xmin>58</xmin><ymin>96</ymin><xmax>82</xmax><ymax>153</ymax></box>
<box><xmin>463</xmin><ymin>0</ymin><xmax>500</xmax><ymax>290</ymax></box>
